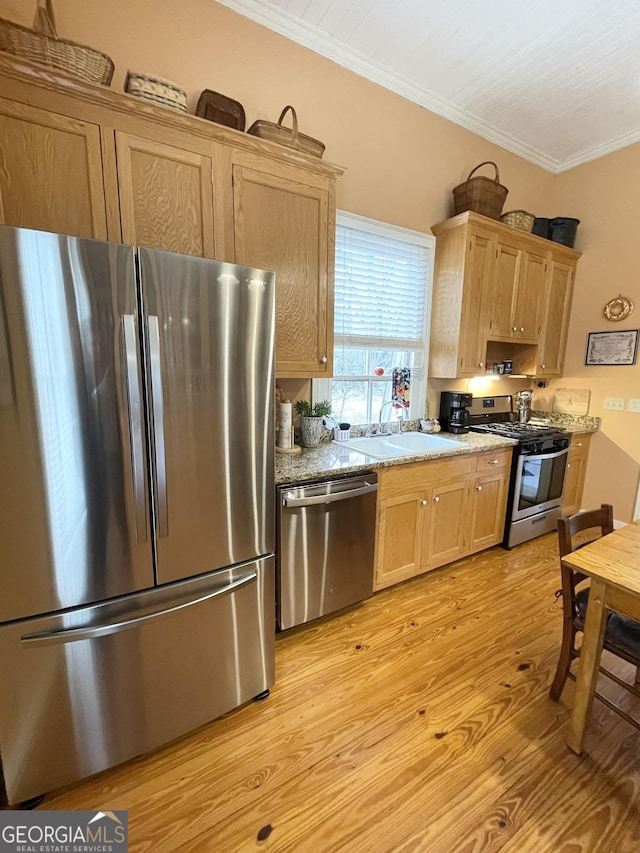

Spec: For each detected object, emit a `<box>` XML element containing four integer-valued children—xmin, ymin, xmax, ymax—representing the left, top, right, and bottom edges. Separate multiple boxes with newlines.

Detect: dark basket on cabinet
<box><xmin>452</xmin><ymin>161</ymin><xmax>508</xmax><ymax>220</ymax></box>
<box><xmin>548</xmin><ymin>217</ymin><xmax>580</xmax><ymax>248</ymax></box>
<box><xmin>196</xmin><ymin>90</ymin><xmax>246</xmax><ymax>131</ymax></box>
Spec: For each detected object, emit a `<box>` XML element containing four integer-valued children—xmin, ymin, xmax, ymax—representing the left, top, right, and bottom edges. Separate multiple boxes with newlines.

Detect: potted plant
<box><xmin>294</xmin><ymin>399</ymin><xmax>331</xmax><ymax>448</ymax></box>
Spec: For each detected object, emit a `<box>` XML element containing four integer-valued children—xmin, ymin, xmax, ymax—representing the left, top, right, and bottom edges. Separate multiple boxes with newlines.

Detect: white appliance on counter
<box><xmin>0</xmin><ymin>226</ymin><xmax>275</xmax><ymax>804</ymax></box>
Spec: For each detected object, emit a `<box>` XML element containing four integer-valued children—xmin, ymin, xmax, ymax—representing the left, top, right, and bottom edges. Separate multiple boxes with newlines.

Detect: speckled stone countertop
<box><xmin>529</xmin><ymin>411</ymin><xmax>601</xmax><ymax>435</ymax></box>
<box><xmin>275</xmin><ymin>432</ymin><xmax>517</xmax><ymax>485</ymax></box>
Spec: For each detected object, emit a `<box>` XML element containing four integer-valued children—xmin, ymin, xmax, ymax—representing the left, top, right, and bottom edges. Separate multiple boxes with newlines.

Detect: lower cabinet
<box><xmin>374</xmin><ymin>449</ymin><xmax>512</xmax><ymax>590</ymax></box>
<box><xmin>561</xmin><ymin>433</ymin><xmax>592</xmax><ymax>516</ymax></box>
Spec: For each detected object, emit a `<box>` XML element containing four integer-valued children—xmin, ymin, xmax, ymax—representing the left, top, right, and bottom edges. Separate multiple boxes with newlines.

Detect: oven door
<box><xmin>511</xmin><ymin>447</ymin><xmax>569</xmax><ymax>521</ymax></box>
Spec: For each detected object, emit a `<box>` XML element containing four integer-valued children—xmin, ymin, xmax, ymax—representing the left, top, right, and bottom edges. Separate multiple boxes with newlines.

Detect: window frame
<box><xmin>313</xmin><ymin>210</ymin><xmax>435</xmax><ymax>423</ymax></box>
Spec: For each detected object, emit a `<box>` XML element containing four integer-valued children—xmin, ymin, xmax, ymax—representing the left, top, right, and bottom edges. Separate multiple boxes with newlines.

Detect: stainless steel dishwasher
<box><xmin>277</xmin><ymin>473</ymin><xmax>378</xmax><ymax>630</ymax></box>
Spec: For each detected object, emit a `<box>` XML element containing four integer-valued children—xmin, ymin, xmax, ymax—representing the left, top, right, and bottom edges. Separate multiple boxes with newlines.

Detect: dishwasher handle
<box><xmin>282</xmin><ymin>481</ymin><xmax>377</xmax><ymax>507</ymax></box>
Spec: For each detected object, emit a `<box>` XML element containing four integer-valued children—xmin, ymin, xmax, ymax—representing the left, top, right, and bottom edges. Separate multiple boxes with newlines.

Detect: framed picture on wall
<box><xmin>585</xmin><ymin>329</ymin><xmax>639</xmax><ymax>365</ymax></box>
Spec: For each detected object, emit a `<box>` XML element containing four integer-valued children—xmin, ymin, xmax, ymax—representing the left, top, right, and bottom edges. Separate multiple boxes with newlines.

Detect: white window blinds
<box><xmin>335</xmin><ymin>214</ymin><xmax>431</xmax><ymax>349</ymax></box>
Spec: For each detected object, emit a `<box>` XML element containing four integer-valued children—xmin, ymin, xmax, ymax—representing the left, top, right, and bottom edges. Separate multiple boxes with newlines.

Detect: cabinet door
<box><xmin>460</xmin><ymin>232</ymin><xmax>493</xmax><ymax>376</ymax></box>
<box><xmin>232</xmin><ymin>161</ymin><xmax>332</xmax><ymax>377</ymax></box>
<box><xmin>468</xmin><ymin>471</ymin><xmax>508</xmax><ymax>552</ymax></box>
<box><xmin>423</xmin><ymin>480</ymin><xmax>469</xmax><ymax>569</ymax></box>
<box><xmin>561</xmin><ymin>436</ymin><xmax>590</xmax><ymax>516</ymax></box>
<box><xmin>0</xmin><ymin>97</ymin><xmax>107</xmax><ymax>239</ymax></box>
<box><xmin>487</xmin><ymin>240</ymin><xmax>520</xmax><ymax>338</ymax></box>
<box><xmin>375</xmin><ymin>491</ymin><xmax>427</xmax><ymax>590</ymax></box>
<box><xmin>115</xmin><ymin>132</ymin><xmax>215</xmax><ymax>258</ymax></box>
<box><xmin>537</xmin><ymin>261</ymin><xmax>574</xmax><ymax>377</ymax></box>
<box><xmin>514</xmin><ymin>250</ymin><xmax>545</xmax><ymax>341</ymax></box>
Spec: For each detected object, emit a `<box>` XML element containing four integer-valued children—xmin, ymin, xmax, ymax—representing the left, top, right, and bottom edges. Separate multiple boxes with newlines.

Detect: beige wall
<box><xmin>2</xmin><ymin>0</ymin><xmax>636</xmax><ymax>516</ymax></box>
<box><xmin>538</xmin><ymin>145</ymin><xmax>640</xmax><ymax>522</ymax></box>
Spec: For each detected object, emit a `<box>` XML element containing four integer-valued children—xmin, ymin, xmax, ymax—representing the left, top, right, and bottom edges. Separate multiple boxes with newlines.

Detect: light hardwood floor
<box><xmin>35</xmin><ymin>533</ymin><xmax>640</xmax><ymax>851</ymax></box>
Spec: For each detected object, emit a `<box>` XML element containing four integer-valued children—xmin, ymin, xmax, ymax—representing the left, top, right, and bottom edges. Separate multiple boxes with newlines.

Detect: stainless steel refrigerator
<box><xmin>0</xmin><ymin>225</ymin><xmax>275</xmax><ymax>805</ymax></box>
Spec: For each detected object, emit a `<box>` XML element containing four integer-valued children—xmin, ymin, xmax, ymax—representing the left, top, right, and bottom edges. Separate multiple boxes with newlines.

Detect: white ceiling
<box><xmin>216</xmin><ymin>0</ymin><xmax>640</xmax><ymax>173</ymax></box>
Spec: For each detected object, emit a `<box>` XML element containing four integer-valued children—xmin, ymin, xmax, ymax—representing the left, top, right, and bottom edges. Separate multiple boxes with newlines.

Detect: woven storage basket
<box><xmin>0</xmin><ymin>0</ymin><xmax>114</xmax><ymax>86</ymax></box>
<box><xmin>125</xmin><ymin>72</ymin><xmax>187</xmax><ymax>112</ymax></box>
<box><xmin>452</xmin><ymin>161</ymin><xmax>508</xmax><ymax>220</ymax></box>
<box><xmin>247</xmin><ymin>105</ymin><xmax>325</xmax><ymax>158</ymax></box>
<box><xmin>500</xmin><ymin>209</ymin><xmax>535</xmax><ymax>232</ymax></box>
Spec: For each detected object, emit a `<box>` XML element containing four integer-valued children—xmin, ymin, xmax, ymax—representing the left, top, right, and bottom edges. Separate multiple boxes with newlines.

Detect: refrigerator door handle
<box><xmin>148</xmin><ymin>314</ymin><xmax>168</xmax><ymax>538</ymax></box>
<box><xmin>122</xmin><ymin>314</ymin><xmax>148</xmax><ymax>543</ymax></box>
<box><xmin>20</xmin><ymin>570</ymin><xmax>258</xmax><ymax>648</ymax></box>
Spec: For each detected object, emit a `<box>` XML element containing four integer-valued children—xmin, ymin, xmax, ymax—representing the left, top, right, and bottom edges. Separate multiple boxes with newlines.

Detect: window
<box><xmin>314</xmin><ymin>211</ymin><xmax>434</xmax><ymax>424</ymax></box>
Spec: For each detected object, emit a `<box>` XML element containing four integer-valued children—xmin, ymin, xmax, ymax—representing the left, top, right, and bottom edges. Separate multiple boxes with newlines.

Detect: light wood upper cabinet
<box><xmin>231</xmin><ymin>153</ymin><xmax>335</xmax><ymax>377</ymax></box>
<box><xmin>431</xmin><ymin>212</ymin><xmax>580</xmax><ymax>379</ymax></box>
<box><xmin>537</xmin><ymin>259</ymin><xmax>575</xmax><ymax>378</ymax></box>
<box><xmin>0</xmin><ymin>55</ymin><xmax>343</xmax><ymax>380</ymax></box>
<box><xmin>0</xmin><ymin>97</ymin><xmax>107</xmax><ymax>239</ymax></box>
<box><xmin>114</xmin><ymin>131</ymin><xmax>216</xmax><ymax>258</ymax></box>
<box><xmin>429</xmin><ymin>218</ymin><xmax>494</xmax><ymax>378</ymax></box>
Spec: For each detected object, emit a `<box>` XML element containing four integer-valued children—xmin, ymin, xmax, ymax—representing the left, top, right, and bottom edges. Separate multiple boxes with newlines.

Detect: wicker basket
<box><xmin>500</xmin><ymin>209</ymin><xmax>535</xmax><ymax>232</ymax></box>
<box><xmin>247</xmin><ymin>105</ymin><xmax>325</xmax><ymax>158</ymax></box>
<box><xmin>452</xmin><ymin>161</ymin><xmax>508</xmax><ymax>220</ymax></box>
<box><xmin>0</xmin><ymin>0</ymin><xmax>114</xmax><ymax>86</ymax></box>
<box><xmin>125</xmin><ymin>72</ymin><xmax>187</xmax><ymax>112</ymax></box>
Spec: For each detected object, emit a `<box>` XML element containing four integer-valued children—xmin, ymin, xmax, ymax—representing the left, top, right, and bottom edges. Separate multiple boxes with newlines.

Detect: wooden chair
<box><xmin>549</xmin><ymin>504</ymin><xmax>640</xmax><ymax>729</ymax></box>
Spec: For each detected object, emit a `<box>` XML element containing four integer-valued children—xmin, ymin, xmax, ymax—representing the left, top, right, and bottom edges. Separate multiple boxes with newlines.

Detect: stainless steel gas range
<box><xmin>468</xmin><ymin>396</ymin><xmax>570</xmax><ymax>549</ymax></box>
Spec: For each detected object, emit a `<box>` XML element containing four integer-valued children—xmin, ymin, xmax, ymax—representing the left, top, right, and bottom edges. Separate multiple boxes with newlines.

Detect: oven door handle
<box><xmin>521</xmin><ymin>448</ymin><xmax>569</xmax><ymax>462</ymax></box>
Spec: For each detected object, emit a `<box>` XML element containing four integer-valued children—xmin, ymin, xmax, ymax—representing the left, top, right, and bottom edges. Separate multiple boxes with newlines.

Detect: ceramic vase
<box><xmin>299</xmin><ymin>416</ymin><xmax>324</xmax><ymax>448</ymax></box>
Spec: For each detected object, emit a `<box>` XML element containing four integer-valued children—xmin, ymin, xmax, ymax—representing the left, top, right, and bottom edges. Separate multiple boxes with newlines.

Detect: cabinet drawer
<box><xmin>378</xmin><ymin>455</ymin><xmax>475</xmax><ymax>497</ymax></box>
<box><xmin>569</xmin><ymin>433</ymin><xmax>591</xmax><ymax>454</ymax></box>
<box><xmin>475</xmin><ymin>449</ymin><xmax>512</xmax><ymax>472</ymax></box>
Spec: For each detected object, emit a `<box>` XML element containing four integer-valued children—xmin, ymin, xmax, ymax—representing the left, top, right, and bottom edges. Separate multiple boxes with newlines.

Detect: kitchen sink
<box><xmin>335</xmin><ymin>431</ymin><xmax>461</xmax><ymax>459</ymax></box>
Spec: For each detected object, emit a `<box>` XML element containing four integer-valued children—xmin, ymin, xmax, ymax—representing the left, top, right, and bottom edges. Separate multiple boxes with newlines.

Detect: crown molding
<box><xmin>216</xmin><ymin>0</ymin><xmax>632</xmax><ymax>174</ymax></box>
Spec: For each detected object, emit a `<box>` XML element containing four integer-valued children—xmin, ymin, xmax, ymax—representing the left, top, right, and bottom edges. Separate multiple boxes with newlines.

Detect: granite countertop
<box><xmin>529</xmin><ymin>411</ymin><xmax>601</xmax><ymax>436</ymax></box>
<box><xmin>275</xmin><ymin>432</ymin><xmax>517</xmax><ymax>485</ymax></box>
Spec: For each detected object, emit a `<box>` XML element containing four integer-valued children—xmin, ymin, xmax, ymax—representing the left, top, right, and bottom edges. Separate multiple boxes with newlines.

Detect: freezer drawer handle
<box><xmin>148</xmin><ymin>315</ymin><xmax>168</xmax><ymax>538</ymax></box>
<box><xmin>122</xmin><ymin>314</ymin><xmax>148</xmax><ymax>543</ymax></box>
<box><xmin>282</xmin><ymin>481</ymin><xmax>377</xmax><ymax>507</ymax></box>
<box><xmin>20</xmin><ymin>571</ymin><xmax>258</xmax><ymax>648</ymax></box>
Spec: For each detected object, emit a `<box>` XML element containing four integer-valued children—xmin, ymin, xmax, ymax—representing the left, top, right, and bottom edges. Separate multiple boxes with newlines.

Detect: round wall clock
<box><xmin>603</xmin><ymin>295</ymin><xmax>634</xmax><ymax>321</ymax></box>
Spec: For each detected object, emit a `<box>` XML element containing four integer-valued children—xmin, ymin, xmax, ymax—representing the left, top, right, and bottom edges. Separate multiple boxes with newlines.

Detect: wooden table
<box><xmin>561</xmin><ymin>518</ymin><xmax>640</xmax><ymax>753</ymax></box>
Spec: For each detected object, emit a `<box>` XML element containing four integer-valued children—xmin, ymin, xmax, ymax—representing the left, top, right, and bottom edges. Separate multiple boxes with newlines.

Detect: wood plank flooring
<box><xmin>35</xmin><ymin>533</ymin><xmax>640</xmax><ymax>851</ymax></box>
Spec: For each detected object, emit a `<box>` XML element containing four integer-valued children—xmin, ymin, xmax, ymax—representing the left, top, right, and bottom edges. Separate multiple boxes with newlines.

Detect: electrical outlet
<box><xmin>603</xmin><ymin>396</ymin><xmax>625</xmax><ymax>411</ymax></box>
<box><xmin>628</xmin><ymin>398</ymin><xmax>640</xmax><ymax>413</ymax></box>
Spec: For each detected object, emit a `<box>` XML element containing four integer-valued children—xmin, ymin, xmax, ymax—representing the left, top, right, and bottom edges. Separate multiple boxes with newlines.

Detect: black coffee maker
<box><xmin>439</xmin><ymin>391</ymin><xmax>472</xmax><ymax>434</ymax></box>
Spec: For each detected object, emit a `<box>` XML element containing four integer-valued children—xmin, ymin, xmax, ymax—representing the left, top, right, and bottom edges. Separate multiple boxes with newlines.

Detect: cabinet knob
<box><xmin>320</xmin><ymin>356</ymin><xmax>328</xmax><ymax>364</ymax></box>
<box><xmin>488</xmin><ymin>459</ymin><xmax>499</xmax><ymax>465</ymax></box>
<box><xmin>479</xmin><ymin>361</ymin><xmax>484</xmax><ymax>368</ymax></box>
<box><xmin>567</xmin><ymin>463</ymin><xmax>571</xmax><ymax>469</ymax></box>
<box><xmin>420</xmin><ymin>499</ymin><xmax>427</xmax><ymax>506</ymax></box>
<box><xmin>541</xmin><ymin>364</ymin><xmax>546</xmax><ymax>369</ymax></box>
<box><xmin>512</xmin><ymin>326</ymin><xmax>518</xmax><ymax>332</ymax></box>
<box><xmin>433</xmin><ymin>496</ymin><xmax>440</xmax><ymax>503</ymax></box>
<box><xmin>520</xmin><ymin>327</ymin><xmax>525</xmax><ymax>332</ymax></box>
<box><xmin>476</xmin><ymin>485</ymin><xmax>482</xmax><ymax>491</ymax></box>
<box><xmin>576</xmin><ymin>442</ymin><xmax>582</xmax><ymax>447</ymax></box>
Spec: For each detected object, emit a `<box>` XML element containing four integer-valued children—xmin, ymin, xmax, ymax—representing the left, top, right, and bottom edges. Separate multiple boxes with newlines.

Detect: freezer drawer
<box><xmin>0</xmin><ymin>557</ymin><xmax>274</xmax><ymax>805</ymax></box>
<box><xmin>277</xmin><ymin>474</ymin><xmax>377</xmax><ymax>630</ymax></box>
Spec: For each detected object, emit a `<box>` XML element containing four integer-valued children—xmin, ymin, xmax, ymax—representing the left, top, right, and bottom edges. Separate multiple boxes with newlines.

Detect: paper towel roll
<box><xmin>277</xmin><ymin>401</ymin><xmax>293</xmax><ymax>449</ymax></box>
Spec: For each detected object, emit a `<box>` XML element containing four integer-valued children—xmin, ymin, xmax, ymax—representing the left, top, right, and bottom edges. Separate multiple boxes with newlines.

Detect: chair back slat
<box><xmin>557</xmin><ymin>504</ymin><xmax>614</xmax><ymax>558</ymax></box>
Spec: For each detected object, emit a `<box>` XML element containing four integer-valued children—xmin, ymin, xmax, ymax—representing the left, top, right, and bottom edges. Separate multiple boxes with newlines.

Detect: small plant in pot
<box><xmin>295</xmin><ymin>399</ymin><xmax>331</xmax><ymax>448</ymax></box>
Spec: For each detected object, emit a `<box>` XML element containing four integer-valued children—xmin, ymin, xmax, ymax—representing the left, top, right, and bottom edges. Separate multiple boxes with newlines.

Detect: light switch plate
<box><xmin>628</xmin><ymin>398</ymin><xmax>640</xmax><ymax>413</ymax></box>
<box><xmin>603</xmin><ymin>396</ymin><xmax>625</xmax><ymax>411</ymax></box>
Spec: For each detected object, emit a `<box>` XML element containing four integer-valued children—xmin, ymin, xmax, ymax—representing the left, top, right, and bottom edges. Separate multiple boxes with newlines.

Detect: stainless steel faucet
<box><xmin>378</xmin><ymin>399</ymin><xmax>409</xmax><ymax>434</ymax></box>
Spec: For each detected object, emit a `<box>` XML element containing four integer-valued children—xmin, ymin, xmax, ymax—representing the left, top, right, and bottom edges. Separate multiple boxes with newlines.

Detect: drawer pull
<box><xmin>576</xmin><ymin>441</ymin><xmax>582</xmax><ymax>447</ymax></box>
<box><xmin>488</xmin><ymin>459</ymin><xmax>499</xmax><ymax>465</ymax></box>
